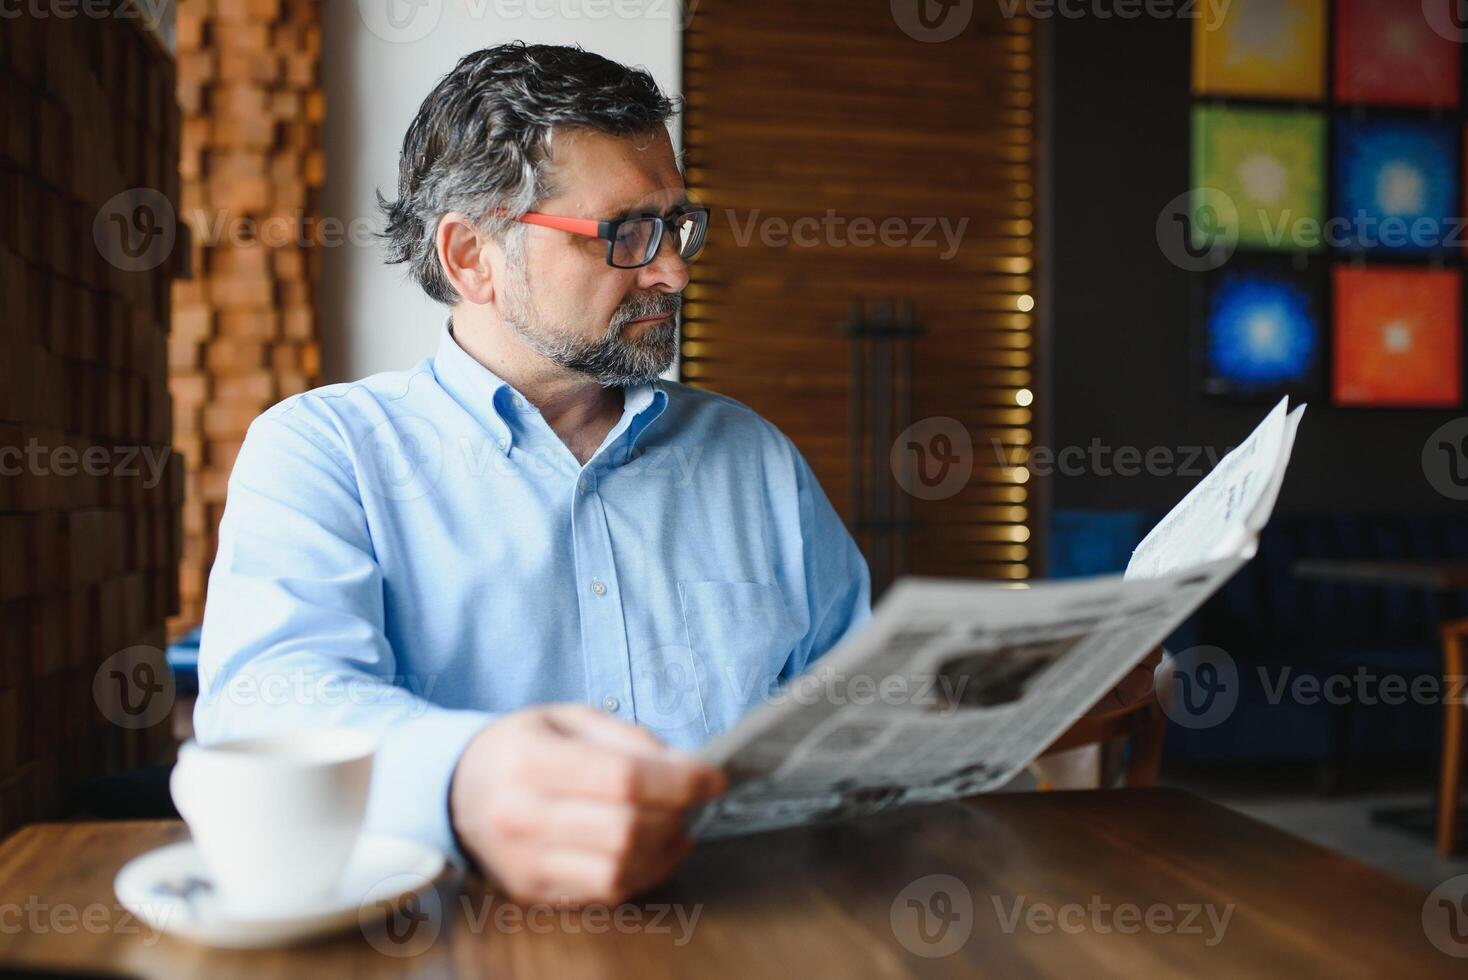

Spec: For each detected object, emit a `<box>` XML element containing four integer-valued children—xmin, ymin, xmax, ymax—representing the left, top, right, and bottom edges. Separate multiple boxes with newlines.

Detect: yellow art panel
<box><xmin>1193</xmin><ymin>0</ymin><xmax>1327</xmax><ymax>100</ymax></box>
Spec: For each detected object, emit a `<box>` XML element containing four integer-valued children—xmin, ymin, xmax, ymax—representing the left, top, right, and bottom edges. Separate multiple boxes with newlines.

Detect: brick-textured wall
<box><xmin>0</xmin><ymin>10</ymin><xmax>184</xmax><ymax>836</ymax></box>
<box><xmin>171</xmin><ymin>0</ymin><xmax>323</xmax><ymax>631</ymax></box>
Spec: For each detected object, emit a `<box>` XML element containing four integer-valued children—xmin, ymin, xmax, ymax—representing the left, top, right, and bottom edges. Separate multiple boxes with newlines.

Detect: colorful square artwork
<box><xmin>1192</xmin><ymin>106</ymin><xmax>1327</xmax><ymax>251</ymax></box>
<box><xmin>1333</xmin><ymin>266</ymin><xmax>1462</xmax><ymax>407</ymax></box>
<box><xmin>1193</xmin><ymin>0</ymin><xmax>1327</xmax><ymax>100</ymax></box>
<box><xmin>1335</xmin><ymin>0</ymin><xmax>1461</xmax><ymax>107</ymax></box>
<box><xmin>1198</xmin><ymin>257</ymin><xmax>1325</xmax><ymax>399</ymax></box>
<box><xmin>1334</xmin><ymin>117</ymin><xmax>1460</xmax><ymax>255</ymax></box>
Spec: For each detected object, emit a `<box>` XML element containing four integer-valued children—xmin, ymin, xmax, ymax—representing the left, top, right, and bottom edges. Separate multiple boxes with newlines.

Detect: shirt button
<box><xmin>512</xmin><ymin>396</ymin><xmax>525</xmax><ymax>409</ymax></box>
<box><xmin>602</xmin><ymin>695</ymin><xmax>620</xmax><ymax>712</ymax></box>
<box><xmin>590</xmin><ymin>579</ymin><xmax>607</xmax><ymax>596</ymax></box>
<box><xmin>578</xmin><ymin>478</ymin><xmax>589</xmax><ymax>493</ymax></box>
<box><xmin>498</xmin><ymin>437</ymin><xmax>509</xmax><ymax>451</ymax></box>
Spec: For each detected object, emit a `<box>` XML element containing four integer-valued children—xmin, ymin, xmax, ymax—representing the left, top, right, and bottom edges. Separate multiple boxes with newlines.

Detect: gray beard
<box><xmin>504</xmin><ymin>264</ymin><xmax>680</xmax><ymax>387</ymax></box>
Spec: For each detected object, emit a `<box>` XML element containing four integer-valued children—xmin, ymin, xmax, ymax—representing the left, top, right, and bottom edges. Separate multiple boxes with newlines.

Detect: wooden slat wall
<box><xmin>0</xmin><ymin>9</ymin><xmax>183</xmax><ymax>836</ymax></box>
<box><xmin>681</xmin><ymin>2</ymin><xmax>1039</xmax><ymax>583</ymax></box>
<box><xmin>169</xmin><ymin>0</ymin><xmax>324</xmax><ymax>633</ymax></box>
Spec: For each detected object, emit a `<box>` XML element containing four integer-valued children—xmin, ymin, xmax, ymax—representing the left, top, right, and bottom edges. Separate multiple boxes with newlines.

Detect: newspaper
<box><xmin>690</xmin><ymin>398</ymin><xmax>1305</xmax><ymax>840</ymax></box>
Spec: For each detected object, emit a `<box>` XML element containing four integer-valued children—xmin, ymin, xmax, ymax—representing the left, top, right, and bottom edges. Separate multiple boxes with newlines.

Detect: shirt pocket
<box><xmin>677</xmin><ymin>580</ymin><xmax>802</xmax><ymax>738</ymax></box>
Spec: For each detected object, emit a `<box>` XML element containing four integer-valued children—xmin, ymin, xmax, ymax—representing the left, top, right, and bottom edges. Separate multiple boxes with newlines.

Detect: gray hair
<box><xmin>377</xmin><ymin>42</ymin><xmax>678</xmax><ymax>304</ymax></box>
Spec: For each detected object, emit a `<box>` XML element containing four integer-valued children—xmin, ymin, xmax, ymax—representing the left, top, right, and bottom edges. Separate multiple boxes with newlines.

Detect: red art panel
<box><xmin>1333</xmin><ymin>267</ymin><xmax>1462</xmax><ymax>407</ymax></box>
<box><xmin>1335</xmin><ymin>0</ymin><xmax>1461</xmax><ymax>107</ymax></box>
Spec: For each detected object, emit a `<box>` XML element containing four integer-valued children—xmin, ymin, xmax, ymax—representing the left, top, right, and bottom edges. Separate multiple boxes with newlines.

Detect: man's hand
<box><xmin>449</xmin><ymin>704</ymin><xmax>726</xmax><ymax>905</ymax></box>
<box><xmin>1085</xmin><ymin>645</ymin><xmax>1164</xmax><ymax>717</ymax></box>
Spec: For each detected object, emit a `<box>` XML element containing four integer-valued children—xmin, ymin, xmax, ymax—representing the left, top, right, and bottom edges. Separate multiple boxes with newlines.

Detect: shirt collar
<box><xmin>431</xmin><ymin>318</ymin><xmax>669</xmax><ymax>462</ymax></box>
<box><xmin>613</xmin><ymin>377</ymin><xmax>670</xmax><ymax>465</ymax></box>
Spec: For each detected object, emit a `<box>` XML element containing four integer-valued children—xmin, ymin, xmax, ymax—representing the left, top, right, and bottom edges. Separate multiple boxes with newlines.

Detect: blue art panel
<box><xmin>1200</xmin><ymin>263</ymin><xmax>1323</xmax><ymax>399</ymax></box>
<box><xmin>1334</xmin><ymin>118</ymin><xmax>1459</xmax><ymax>254</ymax></box>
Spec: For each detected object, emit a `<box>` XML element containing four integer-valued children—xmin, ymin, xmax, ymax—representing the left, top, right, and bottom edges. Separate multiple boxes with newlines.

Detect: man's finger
<box><xmin>1084</xmin><ymin>662</ymin><xmax>1155</xmax><ymax>717</ymax></box>
<box><xmin>524</xmin><ymin>848</ymin><xmax>624</xmax><ymax>904</ymax></box>
<box><xmin>1110</xmin><ymin>662</ymin><xmax>1156</xmax><ymax>706</ymax></box>
<box><xmin>547</xmin><ymin>702</ymin><xmax>671</xmax><ymax>756</ymax></box>
<box><xmin>522</xmin><ymin>724</ymin><xmax>726</xmax><ymax>807</ymax></box>
<box><xmin>615</xmin><ymin>833</ymin><xmax>694</xmax><ymax>898</ymax></box>
<box><xmin>518</xmin><ymin>834</ymin><xmax>693</xmax><ymax>906</ymax></box>
<box><xmin>524</xmin><ymin>798</ymin><xmax>688</xmax><ymax>857</ymax></box>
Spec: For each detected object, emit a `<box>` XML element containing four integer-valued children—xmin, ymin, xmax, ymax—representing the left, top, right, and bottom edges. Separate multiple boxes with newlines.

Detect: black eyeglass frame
<box><xmin>508</xmin><ymin>205</ymin><xmax>711</xmax><ymax>269</ymax></box>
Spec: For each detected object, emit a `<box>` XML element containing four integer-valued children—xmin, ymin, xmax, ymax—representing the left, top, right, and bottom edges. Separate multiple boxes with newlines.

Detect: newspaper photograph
<box><xmin>690</xmin><ymin>399</ymin><xmax>1305</xmax><ymax>840</ymax></box>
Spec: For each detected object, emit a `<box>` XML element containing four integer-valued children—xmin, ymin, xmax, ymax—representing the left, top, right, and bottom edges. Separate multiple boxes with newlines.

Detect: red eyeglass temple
<box><xmin>514</xmin><ymin>212</ymin><xmax>603</xmax><ymax>238</ymax></box>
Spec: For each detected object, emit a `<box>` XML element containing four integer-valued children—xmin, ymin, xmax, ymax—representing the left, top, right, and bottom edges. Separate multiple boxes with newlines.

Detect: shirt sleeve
<box><xmin>783</xmin><ymin>444</ymin><xmax>873</xmax><ymax>680</ymax></box>
<box><xmin>193</xmin><ymin>406</ymin><xmax>493</xmax><ymax>859</ymax></box>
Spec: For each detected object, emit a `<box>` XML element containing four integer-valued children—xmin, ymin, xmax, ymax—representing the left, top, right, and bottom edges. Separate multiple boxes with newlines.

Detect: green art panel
<box><xmin>1191</xmin><ymin>106</ymin><xmax>1327</xmax><ymax>252</ymax></box>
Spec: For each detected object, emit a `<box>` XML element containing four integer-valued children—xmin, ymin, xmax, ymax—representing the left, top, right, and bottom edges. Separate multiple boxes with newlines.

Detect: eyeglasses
<box><xmin>503</xmin><ymin>206</ymin><xmax>710</xmax><ymax>269</ymax></box>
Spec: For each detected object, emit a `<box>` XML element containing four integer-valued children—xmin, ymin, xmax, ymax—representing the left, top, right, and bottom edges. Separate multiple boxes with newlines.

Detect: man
<box><xmin>195</xmin><ymin>43</ymin><xmax>872</xmax><ymax>905</ymax></box>
<box><xmin>196</xmin><ymin>41</ymin><xmax>1158</xmax><ymax>906</ymax></box>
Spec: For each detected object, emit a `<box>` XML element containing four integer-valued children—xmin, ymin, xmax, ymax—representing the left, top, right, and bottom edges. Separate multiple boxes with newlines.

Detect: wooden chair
<box><xmin>1438</xmin><ymin>619</ymin><xmax>1467</xmax><ymax>855</ymax></box>
<box><xmin>1038</xmin><ymin>693</ymin><xmax>1168</xmax><ymax>789</ymax></box>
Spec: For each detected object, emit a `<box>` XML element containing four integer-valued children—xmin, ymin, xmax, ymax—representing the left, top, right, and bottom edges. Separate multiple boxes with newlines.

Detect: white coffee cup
<box><xmin>170</xmin><ymin>729</ymin><xmax>376</xmax><ymax>916</ymax></box>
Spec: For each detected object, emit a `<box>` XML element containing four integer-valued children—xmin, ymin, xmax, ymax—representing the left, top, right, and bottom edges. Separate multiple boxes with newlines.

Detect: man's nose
<box><xmin>636</xmin><ymin>230</ymin><xmax>691</xmax><ymax>293</ymax></box>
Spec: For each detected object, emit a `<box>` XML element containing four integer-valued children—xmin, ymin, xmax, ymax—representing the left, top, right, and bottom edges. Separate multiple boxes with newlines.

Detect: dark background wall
<box><xmin>1047</xmin><ymin>15</ymin><xmax>1465</xmax><ymax>516</ymax></box>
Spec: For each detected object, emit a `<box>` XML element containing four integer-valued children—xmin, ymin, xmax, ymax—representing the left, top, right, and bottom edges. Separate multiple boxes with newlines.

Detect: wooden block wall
<box><xmin>0</xmin><ymin>8</ymin><xmax>184</xmax><ymax>837</ymax></box>
<box><xmin>171</xmin><ymin>0</ymin><xmax>324</xmax><ymax>631</ymax></box>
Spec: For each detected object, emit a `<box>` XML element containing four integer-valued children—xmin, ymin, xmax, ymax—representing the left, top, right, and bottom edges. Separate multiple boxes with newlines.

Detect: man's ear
<box><xmin>436</xmin><ymin>212</ymin><xmax>497</xmax><ymax>305</ymax></box>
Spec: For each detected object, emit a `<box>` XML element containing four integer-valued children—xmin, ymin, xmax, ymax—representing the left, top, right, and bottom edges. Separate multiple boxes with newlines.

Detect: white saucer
<box><xmin>113</xmin><ymin>833</ymin><xmax>448</xmax><ymax>949</ymax></box>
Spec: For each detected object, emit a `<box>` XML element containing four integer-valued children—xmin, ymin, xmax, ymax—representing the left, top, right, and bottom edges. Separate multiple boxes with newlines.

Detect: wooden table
<box><xmin>0</xmin><ymin>789</ymin><xmax>1457</xmax><ymax>978</ymax></box>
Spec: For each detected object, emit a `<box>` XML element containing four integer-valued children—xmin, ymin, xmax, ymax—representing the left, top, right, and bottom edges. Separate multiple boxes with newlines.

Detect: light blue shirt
<box><xmin>195</xmin><ymin>321</ymin><xmax>871</xmax><ymax>856</ymax></box>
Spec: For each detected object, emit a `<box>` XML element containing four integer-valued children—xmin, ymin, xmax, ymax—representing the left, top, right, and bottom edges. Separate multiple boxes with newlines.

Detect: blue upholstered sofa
<box><xmin>1051</xmin><ymin>510</ymin><xmax>1466</xmax><ymax>781</ymax></box>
